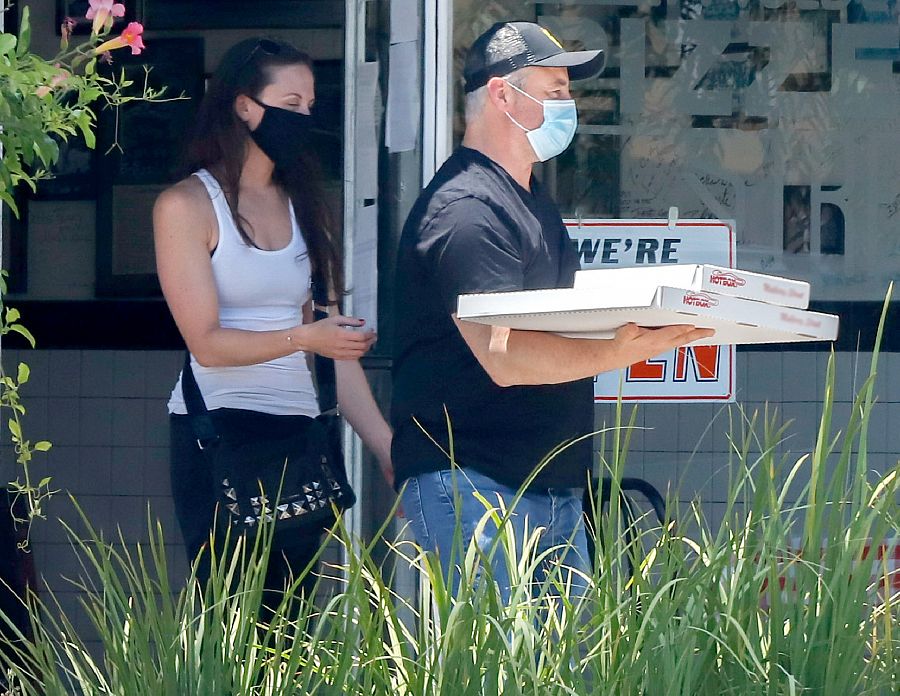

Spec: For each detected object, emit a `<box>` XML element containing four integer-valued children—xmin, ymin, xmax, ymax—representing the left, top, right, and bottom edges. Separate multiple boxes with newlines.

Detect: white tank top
<box><xmin>167</xmin><ymin>169</ymin><xmax>320</xmax><ymax>417</ymax></box>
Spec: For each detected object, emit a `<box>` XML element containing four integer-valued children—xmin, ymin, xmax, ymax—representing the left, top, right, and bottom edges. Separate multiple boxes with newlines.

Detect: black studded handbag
<box><xmin>180</xmin><ymin>270</ymin><xmax>356</xmax><ymax>537</ymax></box>
<box><xmin>181</xmin><ymin>357</ymin><xmax>355</xmax><ymax>538</ymax></box>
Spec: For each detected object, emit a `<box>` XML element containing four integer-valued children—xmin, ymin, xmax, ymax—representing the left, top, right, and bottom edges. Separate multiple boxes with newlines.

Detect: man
<box><xmin>391</xmin><ymin>21</ymin><xmax>713</xmax><ymax>593</ymax></box>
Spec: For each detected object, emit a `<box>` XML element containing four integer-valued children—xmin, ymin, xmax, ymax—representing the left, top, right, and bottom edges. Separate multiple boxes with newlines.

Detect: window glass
<box><xmin>453</xmin><ymin>1</ymin><xmax>900</xmax><ymax>302</ymax></box>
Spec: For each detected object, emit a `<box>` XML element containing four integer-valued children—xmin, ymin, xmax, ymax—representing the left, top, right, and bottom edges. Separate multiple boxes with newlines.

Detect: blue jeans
<box><xmin>401</xmin><ymin>467</ymin><xmax>590</xmax><ymax>602</ymax></box>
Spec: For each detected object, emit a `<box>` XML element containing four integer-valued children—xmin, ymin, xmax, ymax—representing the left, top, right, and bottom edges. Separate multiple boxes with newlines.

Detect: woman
<box><xmin>154</xmin><ymin>37</ymin><xmax>393</xmax><ymax>596</ymax></box>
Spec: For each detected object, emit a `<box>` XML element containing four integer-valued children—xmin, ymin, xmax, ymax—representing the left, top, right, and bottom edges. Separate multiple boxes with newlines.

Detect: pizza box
<box><xmin>455</xmin><ymin>286</ymin><xmax>839</xmax><ymax>346</ymax></box>
<box><xmin>573</xmin><ymin>264</ymin><xmax>810</xmax><ymax>309</ymax></box>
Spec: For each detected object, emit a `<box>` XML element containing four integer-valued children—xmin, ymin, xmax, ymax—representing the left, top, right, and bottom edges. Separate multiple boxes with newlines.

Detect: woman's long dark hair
<box><xmin>181</xmin><ymin>37</ymin><xmax>343</xmax><ymax>300</ymax></box>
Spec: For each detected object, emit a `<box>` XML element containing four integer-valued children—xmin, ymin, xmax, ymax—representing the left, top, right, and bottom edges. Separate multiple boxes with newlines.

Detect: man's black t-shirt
<box><xmin>390</xmin><ymin>147</ymin><xmax>593</xmax><ymax>491</ymax></box>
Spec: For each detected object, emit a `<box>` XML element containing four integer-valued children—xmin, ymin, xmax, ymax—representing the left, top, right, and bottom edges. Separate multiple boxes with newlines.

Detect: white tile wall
<box><xmin>709</xmin><ymin>402</ymin><xmax>734</xmax><ymax>454</ymax></box>
<box><xmin>1</xmin><ymin>351</ymin><xmax>171</xmax><ymax>597</ymax></box>
<box><xmin>641</xmin><ymin>457</ymin><xmax>680</xmax><ymax>501</ymax></box>
<box><xmin>782</xmin><ymin>352</ymin><xmax>819</xmax><ymax>402</ymax></box>
<box><xmin>781</xmin><ymin>402</ymin><xmax>822</xmax><ymax>455</ymax></box>
<box><xmin>887</xmin><ymin>403</ymin><xmax>900</xmax><ymax>454</ymax></box>
<box><xmin>884</xmin><ymin>352</ymin><xmax>900</xmax><ymax>403</ymax></box>
<box><xmin>745</xmin><ymin>352</ymin><xmax>784</xmax><ymax>403</ymax></box>
<box><xmin>677</xmin><ymin>404</ymin><xmax>715</xmax><ymax>453</ymax></box>
<box><xmin>641</xmin><ymin>404</ymin><xmax>680</xmax><ymax>452</ymax></box>
<box><xmin>711</xmin><ymin>454</ymin><xmax>739</xmax><ymax>503</ymax></box>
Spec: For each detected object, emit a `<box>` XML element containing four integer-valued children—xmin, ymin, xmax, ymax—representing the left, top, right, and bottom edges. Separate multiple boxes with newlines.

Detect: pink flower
<box><xmin>50</xmin><ymin>67</ymin><xmax>70</xmax><ymax>86</ymax></box>
<box><xmin>94</xmin><ymin>22</ymin><xmax>145</xmax><ymax>56</ymax></box>
<box><xmin>86</xmin><ymin>0</ymin><xmax>126</xmax><ymax>36</ymax></box>
<box><xmin>35</xmin><ymin>66</ymin><xmax>71</xmax><ymax>98</ymax></box>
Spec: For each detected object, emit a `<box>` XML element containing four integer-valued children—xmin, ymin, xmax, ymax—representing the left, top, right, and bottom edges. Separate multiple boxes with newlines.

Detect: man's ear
<box><xmin>485</xmin><ymin>77</ymin><xmax>510</xmax><ymax>111</ymax></box>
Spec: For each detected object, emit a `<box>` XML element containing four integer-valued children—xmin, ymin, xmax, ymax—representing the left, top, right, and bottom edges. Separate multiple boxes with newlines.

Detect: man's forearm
<box><xmin>454</xmin><ymin>320</ymin><xmax>621</xmax><ymax>385</ymax></box>
<box><xmin>453</xmin><ymin>316</ymin><xmax>714</xmax><ymax>387</ymax></box>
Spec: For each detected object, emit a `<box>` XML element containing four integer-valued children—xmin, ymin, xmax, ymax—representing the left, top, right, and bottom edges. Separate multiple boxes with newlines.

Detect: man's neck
<box><xmin>462</xmin><ymin>130</ymin><xmax>534</xmax><ymax>191</ymax></box>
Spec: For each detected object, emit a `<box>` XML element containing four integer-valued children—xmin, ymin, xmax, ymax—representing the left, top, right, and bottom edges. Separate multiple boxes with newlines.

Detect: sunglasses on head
<box><xmin>238</xmin><ymin>39</ymin><xmax>281</xmax><ymax>73</ymax></box>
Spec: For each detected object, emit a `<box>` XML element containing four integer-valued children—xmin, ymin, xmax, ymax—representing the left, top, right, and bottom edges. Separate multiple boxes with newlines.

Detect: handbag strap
<box><xmin>180</xmin><ymin>352</ymin><xmax>220</xmax><ymax>449</ymax></box>
<box><xmin>311</xmin><ymin>268</ymin><xmax>338</xmax><ymax>416</ymax></box>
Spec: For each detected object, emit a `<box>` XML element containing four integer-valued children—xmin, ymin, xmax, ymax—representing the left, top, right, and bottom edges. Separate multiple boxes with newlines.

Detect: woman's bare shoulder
<box><xmin>155</xmin><ymin>175</ymin><xmax>212</xmax><ymax>215</ymax></box>
<box><xmin>154</xmin><ymin>175</ymin><xmax>217</xmax><ymax>248</ymax></box>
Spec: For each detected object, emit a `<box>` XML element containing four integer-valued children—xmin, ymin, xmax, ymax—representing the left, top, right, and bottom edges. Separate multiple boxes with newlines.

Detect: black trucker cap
<box><xmin>463</xmin><ymin>21</ymin><xmax>605</xmax><ymax>94</ymax></box>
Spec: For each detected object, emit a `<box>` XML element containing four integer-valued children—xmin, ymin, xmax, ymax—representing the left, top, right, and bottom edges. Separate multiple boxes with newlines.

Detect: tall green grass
<box><xmin>2</xmin><ymin>303</ymin><xmax>898</xmax><ymax>694</ymax></box>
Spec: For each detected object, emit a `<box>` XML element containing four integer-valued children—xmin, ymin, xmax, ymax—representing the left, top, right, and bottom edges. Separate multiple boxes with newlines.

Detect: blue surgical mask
<box><xmin>504</xmin><ymin>80</ymin><xmax>578</xmax><ymax>162</ymax></box>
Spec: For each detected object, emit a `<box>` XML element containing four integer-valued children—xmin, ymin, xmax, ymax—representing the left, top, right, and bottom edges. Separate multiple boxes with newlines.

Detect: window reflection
<box><xmin>452</xmin><ymin>1</ymin><xmax>899</xmax><ymax>301</ymax></box>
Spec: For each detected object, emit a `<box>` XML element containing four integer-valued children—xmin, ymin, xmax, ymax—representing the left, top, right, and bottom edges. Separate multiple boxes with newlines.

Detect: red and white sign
<box><xmin>566</xmin><ymin>219</ymin><xmax>736</xmax><ymax>403</ymax></box>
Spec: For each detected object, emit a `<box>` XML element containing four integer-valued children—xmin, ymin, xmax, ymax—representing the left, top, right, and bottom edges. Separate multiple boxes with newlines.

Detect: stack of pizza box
<box><xmin>456</xmin><ymin>264</ymin><xmax>839</xmax><ymax>346</ymax></box>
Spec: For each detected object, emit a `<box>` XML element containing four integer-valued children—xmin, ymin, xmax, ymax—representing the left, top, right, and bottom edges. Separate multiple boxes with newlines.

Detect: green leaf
<box><xmin>0</xmin><ymin>33</ymin><xmax>17</xmax><ymax>57</ymax></box>
<box><xmin>33</xmin><ymin>136</ymin><xmax>60</xmax><ymax>169</ymax></box>
<box><xmin>38</xmin><ymin>477</ymin><xmax>53</xmax><ymax>487</ymax></box>
<box><xmin>16</xmin><ymin>362</ymin><xmax>30</xmax><ymax>385</ymax></box>
<box><xmin>0</xmin><ymin>190</ymin><xmax>19</xmax><ymax>218</ymax></box>
<box><xmin>16</xmin><ymin>7</ymin><xmax>31</xmax><ymax>55</ymax></box>
<box><xmin>8</xmin><ymin>323</ymin><xmax>36</xmax><ymax>348</ymax></box>
<box><xmin>85</xmin><ymin>58</ymin><xmax>97</xmax><ymax>76</ymax></box>
<box><xmin>6</xmin><ymin>306</ymin><xmax>21</xmax><ymax>323</ymax></box>
<box><xmin>34</xmin><ymin>441</ymin><xmax>52</xmax><ymax>452</ymax></box>
<box><xmin>8</xmin><ymin>419</ymin><xmax>22</xmax><ymax>441</ymax></box>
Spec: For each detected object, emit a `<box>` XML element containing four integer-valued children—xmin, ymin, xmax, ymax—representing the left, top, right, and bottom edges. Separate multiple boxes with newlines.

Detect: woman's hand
<box><xmin>376</xmin><ymin>453</ymin><xmax>395</xmax><ymax>490</ymax></box>
<box><xmin>297</xmin><ymin>315</ymin><xmax>377</xmax><ymax>360</ymax></box>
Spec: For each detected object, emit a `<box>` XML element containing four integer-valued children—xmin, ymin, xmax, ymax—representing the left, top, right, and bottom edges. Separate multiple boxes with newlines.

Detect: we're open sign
<box><xmin>564</xmin><ymin>219</ymin><xmax>736</xmax><ymax>403</ymax></box>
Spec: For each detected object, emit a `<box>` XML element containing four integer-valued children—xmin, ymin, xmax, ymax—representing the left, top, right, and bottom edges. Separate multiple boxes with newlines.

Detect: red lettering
<box><xmin>674</xmin><ymin>345</ymin><xmax>720</xmax><ymax>381</ymax></box>
<box><xmin>627</xmin><ymin>358</ymin><xmax>666</xmax><ymax>381</ymax></box>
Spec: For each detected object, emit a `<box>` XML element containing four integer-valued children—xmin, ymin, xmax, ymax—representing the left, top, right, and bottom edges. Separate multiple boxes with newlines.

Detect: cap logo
<box><xmin>540</xmin><ymin>27</ymin><xmax>563</xmax><ymax>50</ymax></box>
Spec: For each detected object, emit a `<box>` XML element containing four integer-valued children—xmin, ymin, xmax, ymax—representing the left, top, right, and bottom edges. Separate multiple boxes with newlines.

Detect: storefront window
<box><xmin>452</xmin><ymin>1</ymin><xmax>899</xmax><ymax>303</ymax></box>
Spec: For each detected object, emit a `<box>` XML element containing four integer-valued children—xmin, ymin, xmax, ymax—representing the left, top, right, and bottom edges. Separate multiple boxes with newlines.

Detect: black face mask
<box><xmin>248</xmin><ymin>97</ymin><xmax>312</xmax><ymax>168</ymax></box>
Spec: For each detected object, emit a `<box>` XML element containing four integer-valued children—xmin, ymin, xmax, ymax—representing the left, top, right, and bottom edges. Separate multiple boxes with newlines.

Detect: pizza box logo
<box><xmin>682</xmin><ymin>292</ymin><xmax>719</xmax><ymax>308</ymax></box>
<box><xmin>709</xmin><ymin>270</ymin><xmax>747</xmax><ymax>288</ymax></box>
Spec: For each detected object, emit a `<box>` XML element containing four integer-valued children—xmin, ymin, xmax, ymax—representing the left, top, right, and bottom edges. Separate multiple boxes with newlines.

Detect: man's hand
<box><xmin>610</xmin><ymin>323</ymin><xmax>715</xmax><ymax>366</ymax></box>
